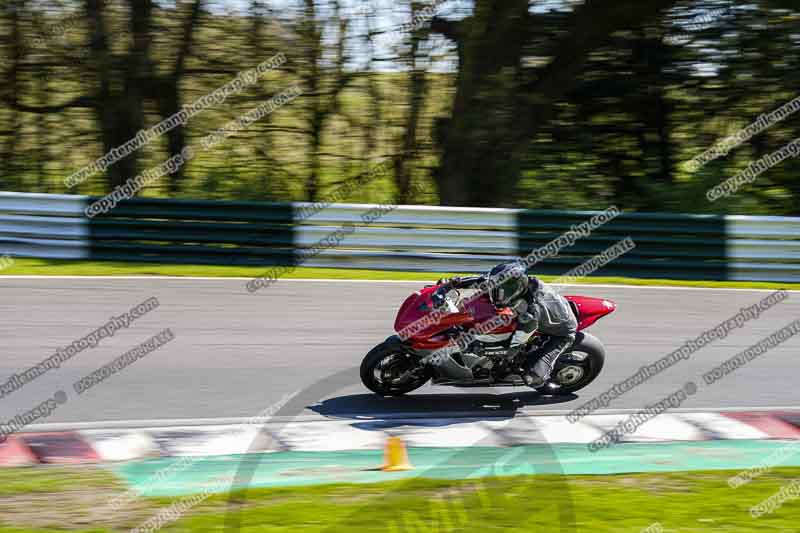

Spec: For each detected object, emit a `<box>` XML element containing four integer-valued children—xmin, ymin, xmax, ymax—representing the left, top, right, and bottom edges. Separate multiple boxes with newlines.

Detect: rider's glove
<box><xmin>431</xmin><ymin>293</ymin><xmax>445</xmax><ymax>308</ymax></box>
<box><xmin>431</xmin><ymin>286</ymin><xmax>449</xmax><ymax>308</ymax></box>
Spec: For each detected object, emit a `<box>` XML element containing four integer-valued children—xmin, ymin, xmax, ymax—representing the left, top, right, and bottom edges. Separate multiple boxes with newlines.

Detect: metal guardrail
<box><xmin>0</xmin><ymin>191</ymin><xmax>799</xmax><ymax>282</ymax></box>
<box><xmin>0</xmin><ymin>193</ymin><xmax>88</xmax><ymax>259</ymax></box>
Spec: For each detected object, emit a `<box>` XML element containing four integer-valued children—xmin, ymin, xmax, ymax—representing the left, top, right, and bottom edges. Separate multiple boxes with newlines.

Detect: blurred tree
<box><xmin>299</xmin><ymin>0</ymin><xmax>354</xmax><ymax>201</ymax></box>
<box><xmin>155</xmin><ymin>0</ymin><xmax>203</xmax><ymax>194</ymax></box>
<box><xmin>87</xmin><ymin>0</ymin><xmax>152</xmax><ymax>189</ymax></box>
<box><xmin>0</xmin><ymin>0</ymin><xmax>798</xmax><ymax>214</ymax></box>
<box><xmin>393</xmin><ymin>0</ymin><xmax>428</xmax><ymax>204</ymax></box>
<box><xmin>431</xmin><ymin>0</ymin><xmax>678</xmax><ymax>206</ymax></box>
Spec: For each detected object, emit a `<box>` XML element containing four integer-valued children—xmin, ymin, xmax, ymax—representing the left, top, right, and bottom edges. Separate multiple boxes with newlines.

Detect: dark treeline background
<box><xmin>0</xmin><ymin>0</ymin><xmax>798</xmax><ymax>214</ymax></box>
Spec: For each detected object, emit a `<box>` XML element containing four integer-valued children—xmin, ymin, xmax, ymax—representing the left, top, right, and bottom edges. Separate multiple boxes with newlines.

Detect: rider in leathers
<box><xmin>434</xmin><ymin>262</ymin><xmax>577</xmax><ymax>388</ymax></box>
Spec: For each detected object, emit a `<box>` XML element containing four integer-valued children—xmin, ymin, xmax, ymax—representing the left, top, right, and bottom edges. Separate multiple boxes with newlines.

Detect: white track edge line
<box><xmin>20</xmin><ymin>406</ymin><xmax>800</xmax><ymax>432</ymax></box>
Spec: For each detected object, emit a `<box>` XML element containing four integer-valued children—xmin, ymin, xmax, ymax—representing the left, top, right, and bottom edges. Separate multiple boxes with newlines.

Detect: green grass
<box><xmin>0</xmin><ymin>465</ymin><xmax>119</xmax><ymax>497</ymax></box>
<box><xmin>1</xmin><ymin>258</ymin><xmax>799</xmax><ymax>291</ymax></box>
<box><xmin>0</xmin><ymin>258</ymin><xmax>453</xmax><ymax>281</ymax></box>
<box><xmin>2</xmin><ymin>466</ymin><xmax>800</xmax><ymax>532</ymax></box>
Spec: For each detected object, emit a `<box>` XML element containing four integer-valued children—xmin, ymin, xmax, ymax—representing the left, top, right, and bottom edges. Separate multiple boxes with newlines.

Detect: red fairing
<box><xmin>564</xmin><ymin>295</ymin><xmax>616</xmax><ymax>331</ymax></box>
<box><xmin>393</xmin><ymin>285</ymin><xmax>450</xmax><ymax>334</ymax></box>
<box><xmin>393</xmin><ymin>286</ymin><xmax>615</xmax><ymax>350</ymax></box>
<box><xmin>394</xmin><ymin>286</ymin><xmax>516</xmax><ymax>350</ymax></box>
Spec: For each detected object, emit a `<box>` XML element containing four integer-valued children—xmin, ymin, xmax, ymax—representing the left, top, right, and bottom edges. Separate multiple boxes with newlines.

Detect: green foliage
<box><xmin>0</xmin><ymin>1</ymin><xmax>798</xmax><ymax>214</ymax></box>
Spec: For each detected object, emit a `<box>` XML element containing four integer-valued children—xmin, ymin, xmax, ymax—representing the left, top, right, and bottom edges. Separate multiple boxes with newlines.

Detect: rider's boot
<box><xmin>504</xmin><ymin>328</ymin><xmax>535</xmax><ymax>383</ymax></box>
<box><xmin>522</xmin><ymin>334</ymin><xmax>575</xmax><ymax>388</ymax></box>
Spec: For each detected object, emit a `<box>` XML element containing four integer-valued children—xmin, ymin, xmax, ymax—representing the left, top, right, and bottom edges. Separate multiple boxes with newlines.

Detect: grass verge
<box><xmin>0</xmin><ymin>466</ymin><xmax>799</xmax><ymax>532</ymax></box>
<box><xmin>1</xmin><ymin>258</ymin><xmax>798</xmax><ymax>291</ymax></box>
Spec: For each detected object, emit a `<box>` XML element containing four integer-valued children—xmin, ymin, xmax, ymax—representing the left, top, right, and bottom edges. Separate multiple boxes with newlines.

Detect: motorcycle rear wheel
<box><xmin>360</xmin><ymin>337</ymin><xmax>431</xmax><ymax>396</ymax></box>
<box><xmin>535</xmin><ymin>331</ymin><xmax>605</xmax><ymax>395</ymax></box>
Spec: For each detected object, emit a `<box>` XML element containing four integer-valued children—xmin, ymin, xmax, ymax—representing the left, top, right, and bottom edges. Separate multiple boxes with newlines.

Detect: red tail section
<box><xmin>564</xmin><ymin>295</ymin><xmax>616</xmax><ymax>331</ymax></box>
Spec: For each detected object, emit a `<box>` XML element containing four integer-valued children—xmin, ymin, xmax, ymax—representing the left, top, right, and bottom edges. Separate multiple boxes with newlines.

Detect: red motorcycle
<box><xmin>360</xmin><ymin>282</ymin><xmax>616</xmax><ymax>396</ymax></box>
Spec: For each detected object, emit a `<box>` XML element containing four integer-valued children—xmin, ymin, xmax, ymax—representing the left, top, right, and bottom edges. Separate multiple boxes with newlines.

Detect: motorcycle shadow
<box><xmin>309</xmin><ymin>390</ymin><xmax>577</xmax><ymax>429</ymax></box>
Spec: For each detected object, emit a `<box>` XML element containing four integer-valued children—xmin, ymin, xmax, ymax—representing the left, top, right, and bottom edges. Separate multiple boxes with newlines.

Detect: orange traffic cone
<box><xmin>381</xmin><ymin>436</ymin><xmax>413</xmax><ymax>472</ymax></box>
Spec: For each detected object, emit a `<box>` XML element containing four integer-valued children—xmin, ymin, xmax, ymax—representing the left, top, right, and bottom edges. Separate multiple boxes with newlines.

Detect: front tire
<box><xmin>360</xmin><ymin>337</ymin><xmax>431</xmax><ymax>396</ymax></box>
<box><xmin>536</xmin><ymin>331</ymin><xmax>605</xmax><ymax>395</ymax></box>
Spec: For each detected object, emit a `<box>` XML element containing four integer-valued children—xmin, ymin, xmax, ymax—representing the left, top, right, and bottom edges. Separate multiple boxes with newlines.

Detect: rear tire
<box><xmin>360</xmin><ymin>337</ymin><xmax>431</xmax><ymax>396</ymax></box>
<box><xmin>536</xmin><ymin>331</ymin><xmax>605</xmax><ymax>395</ymax></box>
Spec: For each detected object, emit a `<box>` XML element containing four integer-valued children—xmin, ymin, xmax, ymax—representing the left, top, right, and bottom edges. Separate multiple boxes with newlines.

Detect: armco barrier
<box><xmin>0</xmin><ymin>192</ymin><xmax>88</xmax><ymax>259</ymax></box>
<box><xmin>0</xmin><ymin>191</ymin><xmax>799</xmax><ymax>282</ymax></box>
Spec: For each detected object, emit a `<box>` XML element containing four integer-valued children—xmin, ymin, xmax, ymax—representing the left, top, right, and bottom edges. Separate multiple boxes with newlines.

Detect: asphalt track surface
<box><xmin>1</xmin><ymin>277</ymin><xmax>798</xmax><ymax>425</ymax></box>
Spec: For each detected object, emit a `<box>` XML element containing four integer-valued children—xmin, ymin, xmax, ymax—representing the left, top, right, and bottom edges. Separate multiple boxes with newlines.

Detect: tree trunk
<box><xmin>1</xmin><ymin>0</ymin><xmax>24</xmax><ymax>190</ymax></box>
<box><xmin>434</xmin><ymin>0</ymin><xmax>529</xmax><ymax>206</ymax></box>
<box><xmin>432</xmin><ymin>0</ymin><xmax>679</xmax><ymax>207</ymax></box>
<box><xmin>158</xmin><ymin>0</ymin><xmax>202</xmax><ymax>195</ymax></box>
<box><xmin>307</xmin><ymin>113</ymin><xmax>322</xmax><ymax>201</ymax></box>
<box><xmin>86</xmin><ymin>0</ymin><xmax>153</xmax><ymax>191</ymax></box>
<box><xmin>394</xmin><ymin>2</ymin><xmax>427</xmax><ymax>204</ymax></box>
<box><xmin>302</xmin><ymin>0</ymin><xmax>350</xmax><ymax>201</ymax></box>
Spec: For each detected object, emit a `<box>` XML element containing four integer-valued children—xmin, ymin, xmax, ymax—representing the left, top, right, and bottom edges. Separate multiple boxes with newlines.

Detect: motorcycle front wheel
<box><xmin>360</xmin><ymin>337</ymin><xmax>431</xmax><ymax>396</ymax></box>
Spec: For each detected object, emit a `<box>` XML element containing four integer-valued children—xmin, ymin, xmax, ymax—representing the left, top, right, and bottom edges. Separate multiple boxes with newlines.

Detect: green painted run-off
<box><xmin>114</xmin><ymin>439</ymin><xmax>800</xmax><ymax>497</ymax></box>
